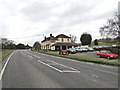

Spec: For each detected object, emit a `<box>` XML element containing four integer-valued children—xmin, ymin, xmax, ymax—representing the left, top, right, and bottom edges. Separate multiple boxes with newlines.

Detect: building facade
<box><xmin>41</xmin><ymin>34</ymin><xmax>78</xmax><ymax>51</ymax></box>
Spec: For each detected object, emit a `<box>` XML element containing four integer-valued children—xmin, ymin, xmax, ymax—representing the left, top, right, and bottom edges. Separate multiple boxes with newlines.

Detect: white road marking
<box><xmin>92</xmin><ymin>75</ymin><xmax>99</xmax><ymax>78</ymax></box>
<box><xmin>46</xmin><ymin>59</ymin><xmax>79</xmax><ymax>71</ymax></box>
<box><xmin>28</xmin><ymin>55</ymin><xmax>33</xmax><ymax>58</ymax></box>
<box><xmin>38</xmin><ymin>59</ymin><xmax>80</xmax><ymax>73</ymax></box>
<box><xmin>0</xmin><ymin>52</ymin><xmax>14</xmax><ymax>80</ymax></box>
<box><xmin>100</xmin><ymin>65</ymin><xmax>117</xmax><ymax>68</ymax></box>
<box><xmin>62</xmin><ymin>70</ymin><xmax>80</xmax><ymax>73</ymax></box>
<box><xmin>85</xmin><ymin>62</ymin><xmax>94</xmax><ymax>65</ymax></box>
<box><xmin>38</xmin><ymin>60</ymin><xmax>63</xmax><ymax>73</ymax></box>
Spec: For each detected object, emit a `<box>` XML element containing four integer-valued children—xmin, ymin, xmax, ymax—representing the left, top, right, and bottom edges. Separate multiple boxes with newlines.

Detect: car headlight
<box><xmin>110</xmin><ymin>56</ymin><xmax>113</xmax><ymax>57</ymax></box>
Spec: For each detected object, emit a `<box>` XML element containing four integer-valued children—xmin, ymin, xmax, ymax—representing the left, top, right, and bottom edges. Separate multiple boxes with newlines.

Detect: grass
<box><xmin>32</xmin><ymin>50</ymin><xmax>120</xmax><ymax>66</ymax></box>
<box><xmin>91</xmin><ymin>42</ymin><xmax>120</xmax><ymax>47</ymax></box>
<box><xmin>91</xmin><ymin>43</ymin><xmax>113</xmax><ymax>47</ymax></box>
<box><xmin>0</xmin><ymin>50</ymin><xmax>14</xmax><ymax>61</ymax></box>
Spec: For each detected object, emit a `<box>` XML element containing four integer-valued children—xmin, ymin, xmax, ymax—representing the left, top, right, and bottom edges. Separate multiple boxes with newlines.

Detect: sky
<box><xmin>0</xmin><ymin>0</ymin><xmax>119</xmax><ymax>46</ymax></box>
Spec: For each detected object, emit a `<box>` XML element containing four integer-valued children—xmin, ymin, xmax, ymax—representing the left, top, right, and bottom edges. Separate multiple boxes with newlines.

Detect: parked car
<box><xmin>86</xmin><ymin>47</ymin><xmax>94</xmax><ymax>52</ymax></box>
<box><xmin>75</xmin><ymin>47</ymin><xmax>88</xmax><ymax>52</ymax></box>
<box><xmin>93</xmin><ymin>46</ymin><xmax>100</xmax><ymax>50</ymax></box>
<box><xmin>59</xmin><ymin>50</ymin><xmax>69</xmax><ymax>55</ymax></box>
<box><xmin>97</xmin><ymin>50</ymin><xmax>118</xmax><ymax>59</ymax></box>
<box><xmin>102</xmin><ymin>46</ymin><xmax>109</xmax><ymax>48</ymax></box>
<box><xmin>75</xmin><ymin>47</ymin><xmax>81</xmax><ymax>52</ymax></box>
<box><xmin>67</xmin><ymin>48</ymin><xmax>76</xmax><ymax>54</ymax></box>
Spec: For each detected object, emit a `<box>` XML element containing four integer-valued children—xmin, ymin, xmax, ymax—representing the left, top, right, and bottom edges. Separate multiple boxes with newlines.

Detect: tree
<box><xmin>69</xmin><ymin>34</ymin><xmax>77</xmax><ymax>42</ymax></box>
<box><xmin>33</xmin><ymin>41</ymin><xmax>41</xmax><ymax>50</ymax></box>
<box><xmin>1</xmin><ymin>38</ymin><xmax>16</xmax><ymax>49</ymax></box>
<box><xmin>25</xmin><ymin>44</ymin><xmax>31</xmax><ymax>49</ymax></box>
<box><xmin>16</xmin><ymin>43</ymin><xmax>26</xmax><ymax>49</ymax></box>
<box><xmin>80</xmin><ymin>33</ymin><xmax>92</xmax><ymax>45</ymax></box>
<box><xmin>94</xmin><ymin>39</ymin><xmax>98</xmax><ymax>45</ymax></box>
<box><xmin>99</xmin><ymin>12</ymin><xmax>120</xmax><ymax>42</ymax></box>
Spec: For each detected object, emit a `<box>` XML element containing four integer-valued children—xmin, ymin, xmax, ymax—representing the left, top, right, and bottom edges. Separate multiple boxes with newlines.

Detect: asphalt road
<box><xmin>2</xmin><ymin>50</ymin><xmax>118</xmax><ymax>88</ymax></box>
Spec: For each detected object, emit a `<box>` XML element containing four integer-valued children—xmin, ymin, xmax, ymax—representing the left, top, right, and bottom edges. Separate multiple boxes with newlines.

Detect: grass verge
<box><xmin>32</xmin><ymin>50</ymin><xmax>120</xmax><ymax>66</ymax></box>
<box><xmin>0</xmin><ymin>50</ymin><xmax>14</xmax><ymax>61</ymax></box>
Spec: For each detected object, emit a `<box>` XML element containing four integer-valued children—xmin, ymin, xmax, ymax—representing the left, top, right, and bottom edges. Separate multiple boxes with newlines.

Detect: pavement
<box><xmin>1</xmin><ymin>50</ymin><xmax>118</xmax><ymax>88</ymax></box>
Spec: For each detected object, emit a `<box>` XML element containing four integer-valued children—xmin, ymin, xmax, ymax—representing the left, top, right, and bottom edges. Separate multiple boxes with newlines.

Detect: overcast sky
<box><xmin>0</xmin><ymin>0</ymin><xmax>119</xmax><ymax>46</ymax></box>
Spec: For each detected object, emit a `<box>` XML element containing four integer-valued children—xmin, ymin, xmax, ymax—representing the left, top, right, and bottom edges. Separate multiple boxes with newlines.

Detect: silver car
<box><xmin>67</xmin><ymin>48</ymin><xmax>76</xmax><ymax>54</ymax></box>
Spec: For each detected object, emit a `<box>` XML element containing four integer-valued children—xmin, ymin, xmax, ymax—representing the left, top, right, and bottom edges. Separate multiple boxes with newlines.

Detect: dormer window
<box><xmin>67</xmin><ymin>39</ymin><xmax>69</xmax><ymax>42</ymax></box>
<box><xmin>62</xmin><ymin>38</ymin><xmax>64</xmax><ymax>42</ymax></box>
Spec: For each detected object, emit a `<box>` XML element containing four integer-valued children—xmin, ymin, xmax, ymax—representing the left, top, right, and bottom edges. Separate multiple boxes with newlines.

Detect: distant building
<box><xmin>41</xmin><ymin>34</ymin><xmax>78</xmax><ymax>51</ymax></box>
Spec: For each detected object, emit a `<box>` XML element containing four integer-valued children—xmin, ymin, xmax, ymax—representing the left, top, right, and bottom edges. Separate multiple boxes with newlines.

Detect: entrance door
<box><xmin>55</xmin><ymin>46</ymin><xmax>60</xmax><ymax>51</ymax></box>
<box><xmin>62</xmin><ymin>46</ymin><xmax>66</xmax><ymax>50</ymax></box>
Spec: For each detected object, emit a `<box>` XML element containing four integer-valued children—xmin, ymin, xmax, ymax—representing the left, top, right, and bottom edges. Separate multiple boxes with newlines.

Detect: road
<box><xmin>2</xmin><ymin>50</ymin><xmax>118</xmax><ymax>88</ymax></box>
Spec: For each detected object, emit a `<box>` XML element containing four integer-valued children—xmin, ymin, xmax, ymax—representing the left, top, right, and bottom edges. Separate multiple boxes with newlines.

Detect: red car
<box><xmin>97</xmin><ymin>50</ymin><xmax>118</xmax><ymax>59</ymax></box>
<box><xmin>59</xmin><ymin>50</ymin><xmax>69</xmax><ymax>55</ymax></box>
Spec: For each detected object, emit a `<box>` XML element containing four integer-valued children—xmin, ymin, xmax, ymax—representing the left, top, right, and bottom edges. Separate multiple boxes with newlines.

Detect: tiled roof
<box><xmin>41</xmin><ymin>34</ymin><xmax>71</xmax><ymax>43</ymax></box>
<box><xmin>56</xmin><ymin>34</ymin><xmax>70</xmax><ymax>38</ymax></box>
<box><xmin>41</xmin><ymin>36</ymin><xmax>58</xmax><ymax>43</ymax></box>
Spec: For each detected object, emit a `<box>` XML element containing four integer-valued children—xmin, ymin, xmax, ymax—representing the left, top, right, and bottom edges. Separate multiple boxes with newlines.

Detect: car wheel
<box><xmin>98</xmin><ymin>55</ymin><xmax>101</xmax><ymax>58</ymax></box>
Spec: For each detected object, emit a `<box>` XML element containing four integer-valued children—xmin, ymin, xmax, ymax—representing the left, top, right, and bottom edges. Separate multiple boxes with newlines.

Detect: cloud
<box><xmin>0</xmin><ymin>0</ymin><xmax>119</xmax><ymax>45</ymax></box>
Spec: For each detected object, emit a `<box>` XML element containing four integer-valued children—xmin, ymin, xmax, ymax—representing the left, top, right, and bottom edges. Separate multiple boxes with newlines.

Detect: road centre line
<box><xmin>46</xmin><ymin>59</ymin><xmax>78</xmax><ymax>71</ymax></box>
<box><xmin>0</xmin><ymin>51</ymin><xmax>14</xmax><ymax>80</ymax></box>
<box><xmin>37</xmin><ymin>59</ymin><xmax>80</xmax><ymax>73</ymax></box>
<box><xmin>28</xmin><ymin>55</ymin><xmax>33</xmax><ymax>58</ymax></box>
<box><xmin>100</xmin><ymin>65</ymin><xmax>118</xmax><ymax>68</ymax></box>
<box><xmin>37</xmin><ymin>60</ymin><xmax>63</xmax><ymax>73</ymax></box>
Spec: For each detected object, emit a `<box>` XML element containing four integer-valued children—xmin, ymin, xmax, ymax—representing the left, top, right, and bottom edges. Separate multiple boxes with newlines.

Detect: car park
<box><xmin>85</xmin><ymin>47</ymin><xmax>94</xmax><ymax>52</ymax></box>
<box><xmin>97</xmin><ymin>50</ymin><xmax>118</xmax><ymax>59</ymax></box>
<box><xmin>75</xmin><ymin>47</ymin><xmax>81</xmax><ymax>52</ymax></box>
<box><xmin>59</xmin><ymin>50</ymin><xmax>69</xmax><ymax>55</ymax></box>
<box><xmin>93</xmin><ymin>46</ymin><xmax>100</xmax><ymax>50</ymax></box>
<box><xmin>75</xmin><ymin>47</ymin><xmax>88</xmax><ymax>52</ymax></box>
<box><xmin>67</xmin><ymin>48</ymin><xmax>76</xmax><ymax>54</ymax></box>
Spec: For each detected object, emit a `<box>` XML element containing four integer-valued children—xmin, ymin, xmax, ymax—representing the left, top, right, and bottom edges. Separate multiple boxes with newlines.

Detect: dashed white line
<box><xmin>100</xmin><ymin>65</ymin><xmax>118</xmax><ymax>68</ymax></box>
<box><xmin>46</xmin><ymin>59</ymin><xmax>79</xmax><ymax>71</ymax></box>
<box><xmin>38</xmin><ymin>60</ymin><xmax>63</xmax><ymax>73</ymax></box>
<box><xmin>37</xmin><ymin>59</ymin><xmax>80</xmax><ymax>73</ymax></box>
<box><xmin>28</xmin><ymin>55</ymin><xmax>33</xmax><ymax>58</ymax></box>
<box><xmin>92</xmin><ymin>75</ymin><xmax>99</xmax><ymax>78</ymax></box>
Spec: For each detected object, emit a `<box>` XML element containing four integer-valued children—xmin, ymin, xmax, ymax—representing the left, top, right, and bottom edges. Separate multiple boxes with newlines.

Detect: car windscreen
<box><xmin>106</xmin><ymin>52</ymin><xmax>112</xmax><ymax>54</ymax></box>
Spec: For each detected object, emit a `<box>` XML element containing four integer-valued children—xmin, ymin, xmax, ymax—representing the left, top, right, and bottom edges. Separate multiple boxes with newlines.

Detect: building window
<box><xmin>67</xmin><ymin>39</ymin><xmax>69</xmax><ymax>42</ymax></box>
<box><xmin>62</xmin><ymin>38</ymin><xmax>64</xmax><ymax>42</ymax></box>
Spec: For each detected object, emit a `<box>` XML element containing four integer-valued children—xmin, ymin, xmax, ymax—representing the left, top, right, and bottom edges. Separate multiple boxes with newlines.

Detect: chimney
<box><xmin>50</xmin><ymin>34</ymin><xmax>52</xmax><ymax>37</ymax></box>
<box><xmin>44</xmin><ymin>36</ymin><xmax>46</xmax><ymax>40</ymax></box>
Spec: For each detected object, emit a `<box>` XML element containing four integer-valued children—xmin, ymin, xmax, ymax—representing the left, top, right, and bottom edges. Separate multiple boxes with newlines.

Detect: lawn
<box><xmin>91</xmin><ymin>42</ymin><xmax>112</xmax><ymax>47</ymax></box>
<box><xmin>0</xmin><ymin>50</ymin><xmax>14</xmax><ymax>61</ymax></box>
<box><xmin>91</xmin><ymin>42</ymin><xmax>120</xmax><ymax>47</ymax></box>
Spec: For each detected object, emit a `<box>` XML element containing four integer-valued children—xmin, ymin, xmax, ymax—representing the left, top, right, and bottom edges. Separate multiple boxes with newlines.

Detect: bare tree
<box><xmin>69</xmin><ymin>34</ymin><xmax>77</xmax><ymax>42</ymax></box>
<box><xmin>99</xmin><ymin>12</ymin><xmax>120</xmax><ymax>42</ymax></box>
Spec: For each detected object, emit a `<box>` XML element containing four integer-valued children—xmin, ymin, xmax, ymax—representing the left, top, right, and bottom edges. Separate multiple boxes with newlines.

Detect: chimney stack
<box><xmin>50</xmin><ymin>34</ymin><xmax>52</xmax><ymax>37</ymax></box>
<box><xmin>44</xmin><ymin>36</ymin><xmax>46</xmax><ymax>40</ymax></box>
